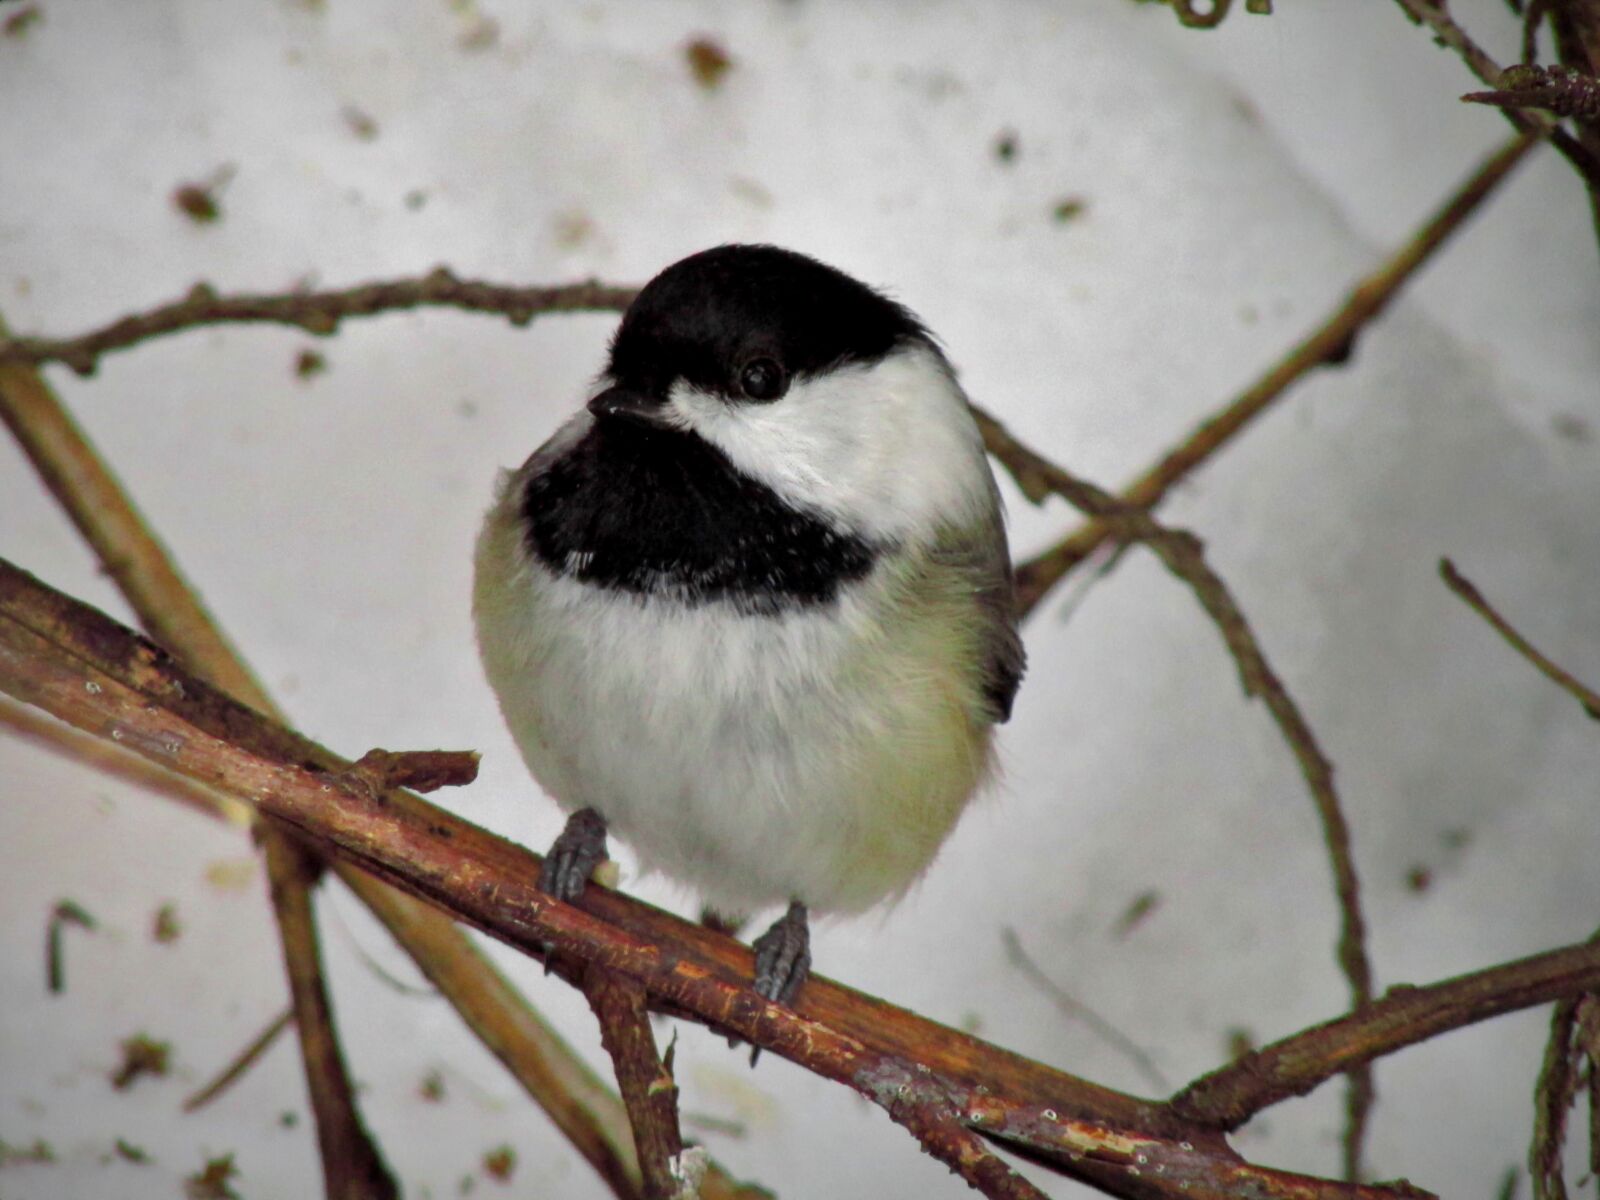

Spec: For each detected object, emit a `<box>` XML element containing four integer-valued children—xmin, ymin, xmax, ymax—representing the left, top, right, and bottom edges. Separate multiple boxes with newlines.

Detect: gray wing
<box><xmin>975</xmin><ymin>516</ymin><xmax>1026</xmax><ymax>723</ymax></box>
<box><xmin>936</xmin><ymin>497</ymin><xmax>1026</xmax><ymax>725</ymax></box>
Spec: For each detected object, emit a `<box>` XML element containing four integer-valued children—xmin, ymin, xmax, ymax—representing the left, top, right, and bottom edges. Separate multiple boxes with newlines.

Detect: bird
<box><xmin>472</xmin><ymin>243</ymin><xmax>1024</xmax><ymax>1006</ymax></box>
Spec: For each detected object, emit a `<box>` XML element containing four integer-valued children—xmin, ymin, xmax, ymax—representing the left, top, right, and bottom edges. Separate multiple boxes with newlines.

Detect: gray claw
<box><xmin>538</xmin><ymin>807</ymin><xmax>608</xmax><ymax>902</ymax></box>
<box><xmin>752</xmin><ymin>900</ymin><xmax>811</xmax><ymax>1007</ymax></box>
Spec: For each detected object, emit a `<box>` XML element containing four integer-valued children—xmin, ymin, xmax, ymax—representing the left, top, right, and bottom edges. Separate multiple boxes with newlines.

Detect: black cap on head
<box><xmin>606</xmin><ymin>244</ymin><xmax>930</xmax><ymax>403</ymax></box>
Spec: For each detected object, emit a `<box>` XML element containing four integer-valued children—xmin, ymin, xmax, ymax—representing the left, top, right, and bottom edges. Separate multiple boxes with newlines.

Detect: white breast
<box><xmin>472</xmin><ymin>489</ymin><xmax>995</xmax><ymax>916</ymax></box>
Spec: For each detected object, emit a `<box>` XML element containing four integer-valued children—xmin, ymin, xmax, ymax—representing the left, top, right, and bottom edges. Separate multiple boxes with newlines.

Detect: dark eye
<box><xmin>738</xmin><ymin>357</ymin><xmax>788</xmax><ymax>403</ymax></box>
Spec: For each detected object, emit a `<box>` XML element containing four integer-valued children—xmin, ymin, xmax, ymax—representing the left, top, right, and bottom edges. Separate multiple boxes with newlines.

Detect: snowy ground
<box><xmin>2</xmin><ymin>2</ymin><xmax>1597</xmax><ymax>1198</ymax></box>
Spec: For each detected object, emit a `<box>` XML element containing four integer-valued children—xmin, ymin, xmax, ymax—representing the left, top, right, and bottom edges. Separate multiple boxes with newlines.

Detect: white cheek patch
<box><xmin>667</xmin><ymin>344</ymin><xmax>995</xmax><ymax>543</ymax></box>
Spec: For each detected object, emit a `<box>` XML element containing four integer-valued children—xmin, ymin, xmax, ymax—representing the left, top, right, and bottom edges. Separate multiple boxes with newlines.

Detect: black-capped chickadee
<box><xmin>474</xmin><ymin>244</ymin><xmax>1024</xmax><ymax>1005</ymax></box>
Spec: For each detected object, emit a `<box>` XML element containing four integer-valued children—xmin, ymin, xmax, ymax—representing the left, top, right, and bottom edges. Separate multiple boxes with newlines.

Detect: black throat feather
<box><xmin>521</xmin><ymin>417</ymin><xmax>878</xmax><ymax>615</ymax></box>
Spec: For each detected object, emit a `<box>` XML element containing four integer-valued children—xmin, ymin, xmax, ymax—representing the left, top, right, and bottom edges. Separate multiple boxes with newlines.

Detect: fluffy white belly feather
<box><xmin>474</xmin><ymin>498</ymin><xmax>993</xmax><ymax>916</ymax></box>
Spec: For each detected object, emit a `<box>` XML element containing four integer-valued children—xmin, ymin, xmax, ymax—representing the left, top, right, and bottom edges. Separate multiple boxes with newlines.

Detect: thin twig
<box><xmin>1000</xmin><ymin>927</ymin><xmax>1169</xmax><ymax>1092</ymax></box>
<box><xmin>1011</xmin><ymin>130</ymin><xmax>1542</xmax><ymax>609</ymax></box>
<box><xmin>1529</xmin><ymin>928</ymin><xmax>1600</xmax><ymax>1200</ymax></box>
<box><xmin>1529</xmin><ymin>1004</ymin><xmax>1580</xmax><ymax>1200</ymax></box>
<box><xmin>183</xmin><ymin>1007</ymin><xmax>295</xmax><ymax>1113</ymax></box>
<box><xmin>1440</xmin><ymin>558</ymin><xmax>1600</xmax><ymax>718</ymax></box>
<box><xmin>1580</xmin><ymin>996</ymin><xmax>1600</xmax><ymax>1183</ymax></box>
<box><xmin>263</xmin><ymin>830</ymin><xmax>400</xmax><ymax>1199</ymax></box>
<box><xmin>1531</xmin><ymin>997</ymin><xmax>1582</xmax><ymax>1200</ymax></box>
<box><xmin>1523</xmin><ymin>0</ymin><xmax>1552</xmax><ymax>65</ymax></box>
<box><xmin>0</xmin><ymin>557</ymin><xmax>1442</xmax><ymax>1200</ymax></box>
<box><xmin>1465</xmin><ymin>64</ymin><xmax>1600</xmax><ymax>119</ymax></box>
<box><xmin>882</xmin><ymin>1098</ymin><xmax>1051</xmax><ymax>1200</ymax></box>
<box><xmin>1388</xmin><ymin>0</ymin><xmax>1600</xmax><ymax>191</ymax></box>
<box><xmin>0</xmin><ymin>271</ymin><xmax>639</xmax><ymax>376</ymax></box>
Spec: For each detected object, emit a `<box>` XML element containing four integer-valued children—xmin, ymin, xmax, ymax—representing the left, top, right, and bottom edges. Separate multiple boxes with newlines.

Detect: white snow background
<box><xmin>2</xmin><ymin>2</ymin><xmax>1598</xmax><ymax>1198</ymax></box>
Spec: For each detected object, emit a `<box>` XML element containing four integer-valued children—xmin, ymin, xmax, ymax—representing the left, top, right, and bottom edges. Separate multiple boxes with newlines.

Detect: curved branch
<box><xmin>1172</xmin><ymin>941</ymin><xmax>1600</xmax><ymax>1128</ymax></box>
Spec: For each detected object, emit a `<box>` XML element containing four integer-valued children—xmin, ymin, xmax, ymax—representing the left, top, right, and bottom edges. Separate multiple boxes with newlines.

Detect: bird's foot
<box><xmin>538</xmin><ymin>807</ymin><xmax>608</xmax><ymax>902</ymax></box>
<box><xmin>752</xmin><ymin>900</ymin><xmax>811</xmax><ymax>1007</ymax></box>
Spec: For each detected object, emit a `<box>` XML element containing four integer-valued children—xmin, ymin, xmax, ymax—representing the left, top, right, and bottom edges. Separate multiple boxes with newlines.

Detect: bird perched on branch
<box><xmin>473</xmin><ymin>244</ymin><xmax>1024</xmax><ymax>1005</ymax></box>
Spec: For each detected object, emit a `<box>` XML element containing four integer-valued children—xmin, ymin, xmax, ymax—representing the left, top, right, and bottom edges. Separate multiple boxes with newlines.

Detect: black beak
<box><xmin>586</xmin><ymin>384</ymin><xmax>671</xmax><ymax>427</ymax></box>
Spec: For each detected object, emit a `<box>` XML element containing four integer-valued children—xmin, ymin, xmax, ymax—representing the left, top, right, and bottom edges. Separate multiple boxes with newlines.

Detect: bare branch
<box><xmin>583</xmin><ymin>968</ymin><xmax>691</xmax><ymax>1200</ymax></box>
<box><xmin>1440</xmin><ymin>559</ymin><xmax>1600</xmax><ymax>718</ymax></box>
<box><xmin>339</xmin><ymin>747</ymin><xmax>481</xmax><ymax>796</ymax></box>
<box><xmin>183</xmin><ymin>1008</ymin><xmax>295</xmax><ymax>1113</ymax></box>
<box><xmin>1465</xmin><ymin>63</ymin><xmax>1600</xmax><ymax>118</ymax></box>
<box><xmin>1391</xmin><ymin>0</ymin><xmax>1600</xmax><ymax>181</ymax></box>
<box><xmin>1531</xmin><ymin>996</ymin><xmax>1583</xmax><ymax>1200</ymax></box>
<box><xmin>262</xmin><ymin>828</ymin><xmax>399</xmax><ymax>1200</ymax></box>
<box><xmin>985</xmin><ymin>421</ymin><xmax>1373</xmax><ymax>965</ymax></box>
<box><xmin>3</xmin><ymin>307</ymin><xmax>398</xmax><ymax>1198</ymax></box>
<box><xmin>1013</xmin><ymin>130</ymin><xmax>1542</xmax><ymax>607</ymax></box>
<box><xmin>0</xmin><ymin>271</ymin><xmax>638</xmax><ymax>376</ymax></box>
<box><xmin>1529</xmin><ymin>929</ymin><xmax>1600</xmax><ymax>1200</ymax></box>
<box><xmin>1171</xmin><ymin>940</ymin><xmax>1600</xmax><ymax>1128</ymax></box>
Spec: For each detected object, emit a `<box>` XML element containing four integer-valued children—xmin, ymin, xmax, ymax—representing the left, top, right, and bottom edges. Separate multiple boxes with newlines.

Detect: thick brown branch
<box><xmin>1011</xmin><ymin>130</ymin><xmax>1541</xmax><ymax>607</ymax></box>
<box><xmin>1440</xmin><ymin>558</ymin><xmax>1600</xmax><ymax>718</ymax></box>
<box><xmin>0</xmin><ymin>329</ymin><xmax>255</xmax><ymax>822</ymax></box>
<box><xmin>0</xmin><ymin>556</ymin><xmax>1429</xmax><ymax>1200</ymax></box>
<box><xmin>0</xmin><ymin>271</ymin><xmax>639</xmax><ymax>376</ymax></box>
<box><xmin>1171</xmin><ymin>941</ymin><xmax>1600</xmax><ymax>1128</ymax></box>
